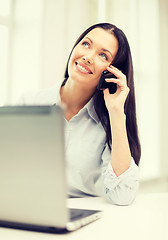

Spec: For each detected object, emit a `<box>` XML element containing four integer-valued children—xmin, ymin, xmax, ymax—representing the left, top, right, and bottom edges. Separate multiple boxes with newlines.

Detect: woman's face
<box><xmin>68</xmin><ymin>27</ymin><xmax>118</xmax><ymax>90</ymax></box>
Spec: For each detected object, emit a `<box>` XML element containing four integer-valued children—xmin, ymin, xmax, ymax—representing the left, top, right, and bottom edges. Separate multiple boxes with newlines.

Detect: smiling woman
<box><xmin>20</xmin><ymin>23</ymin><xmax>141</xmax><ymax>205</ymax></box>
<box><xmin>67</xmin><ymin>28</ymin><xmax>118</xmax><ymax>90</ymax></box>
<box><xmin>62</xmin><ymin>23</ymin><xmax>140</xmax><ymax>162</ymax></box>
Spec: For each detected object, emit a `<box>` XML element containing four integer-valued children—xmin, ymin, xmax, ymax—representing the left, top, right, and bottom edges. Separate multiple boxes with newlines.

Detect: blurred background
<box><xmin>0</xmin><ymin>0</ymin><xmax>168</xmax><ymax>193</ymax></box>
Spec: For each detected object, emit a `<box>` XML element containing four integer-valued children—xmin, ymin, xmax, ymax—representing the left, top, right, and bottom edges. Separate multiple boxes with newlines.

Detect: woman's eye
<box><xmin>100</xmin><ymin>53</ymin><xmax>108</xmax><ymax>60</ymax></box>
<box><xmin>82</xmin><ymin>41</ymin><xmax>89</xmax><ymax>48</ymax></box>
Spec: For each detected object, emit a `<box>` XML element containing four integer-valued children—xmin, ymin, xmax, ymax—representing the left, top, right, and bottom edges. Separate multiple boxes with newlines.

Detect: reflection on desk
<box><xmin>0</xmin><ymin>192</ymin><xmax>168</xmax><ymax>240</ymax></box>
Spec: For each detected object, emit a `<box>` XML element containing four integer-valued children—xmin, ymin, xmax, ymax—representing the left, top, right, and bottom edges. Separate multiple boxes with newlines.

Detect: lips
<box><xmin>75</xmin><ymin>61</ymin><xmax>93</xmax><ymax>74</ymax></box>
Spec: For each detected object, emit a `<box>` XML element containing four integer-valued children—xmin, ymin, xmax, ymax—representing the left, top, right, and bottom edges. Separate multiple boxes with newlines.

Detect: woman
<box><xmin>21</xmin><ymin>23</ymin><xmax>141</xmax><ymax>205</ymax></box>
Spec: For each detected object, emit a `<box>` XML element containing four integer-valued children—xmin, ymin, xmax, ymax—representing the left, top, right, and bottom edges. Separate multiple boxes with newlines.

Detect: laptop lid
<box><xmin>0</xmin><ymin>105</ymin><xmax>69</xmax><ymax>229</ymax></box>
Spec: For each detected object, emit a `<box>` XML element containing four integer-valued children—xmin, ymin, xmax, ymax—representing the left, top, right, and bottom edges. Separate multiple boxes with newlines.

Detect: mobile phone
<box><xmin>97</xmin><ymin>70</ymin><xmax>117</xmax><ymax>94</ymax></box>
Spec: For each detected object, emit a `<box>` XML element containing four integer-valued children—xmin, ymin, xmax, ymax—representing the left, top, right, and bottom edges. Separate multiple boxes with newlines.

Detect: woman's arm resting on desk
<box><xmin>101</xmin><ymin>144</ymin><xmax>139</xmax><ymax>206</ymax></box>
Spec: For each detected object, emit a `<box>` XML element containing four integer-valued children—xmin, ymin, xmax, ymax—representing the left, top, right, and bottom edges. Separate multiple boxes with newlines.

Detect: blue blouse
<box><xmin>19</xmin><ymin>81</ymin><xmax>139</xmax><ymax>205</ymax></box>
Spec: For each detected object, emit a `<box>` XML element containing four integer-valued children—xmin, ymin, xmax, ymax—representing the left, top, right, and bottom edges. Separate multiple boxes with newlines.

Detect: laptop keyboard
<box><xmin>69</xmin><ymin>208</ymin><xmax>100</xmax><ymax>222</ymax></box>
<box><xmin>69</xmin><ymin>208</ymin><xmax>84</xmax><ymax>220</ymax></box>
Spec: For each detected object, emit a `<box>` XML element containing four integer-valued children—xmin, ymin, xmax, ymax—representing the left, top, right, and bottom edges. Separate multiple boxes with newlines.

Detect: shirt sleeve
<box><xmin>101</xmin><ymin>143</ymin><xmax>139</xmax><ymax>206</ymax></box>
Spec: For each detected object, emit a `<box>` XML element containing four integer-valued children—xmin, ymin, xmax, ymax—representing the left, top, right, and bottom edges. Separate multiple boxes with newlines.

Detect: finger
<box><xmin>106</xmin><ymin>78</ymin><xmax>128</xmax><ymax>93</ymax></box>
<box><xmin>103</xmin><ymin>88</ymin><xmax>110</xmax><ymax>96</ymax></box>
<box><xmin>105</xmin><ymin>78</ymin><xmax>125</xmax><ymax>88</ymax></box>
<box><xmin>105</xmin><ymin>78</ymin><xmax>119</xmax><ymax>82</ymax></box>
<box><xmin>108</xmin><ymin>65</ymin><xmax>122</xmax><ymax>73</ymax></box>
<box><xmin>107</xmin><ymin>66</ymin><xmax>126</xmax><ymax>79</ymax></box>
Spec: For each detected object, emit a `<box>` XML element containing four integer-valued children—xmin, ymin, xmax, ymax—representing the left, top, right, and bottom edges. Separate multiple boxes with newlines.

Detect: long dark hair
<box><xmin>63</xmin><ymin>23</ymin><xmax>141</xmax><ymax>166</ymax></box>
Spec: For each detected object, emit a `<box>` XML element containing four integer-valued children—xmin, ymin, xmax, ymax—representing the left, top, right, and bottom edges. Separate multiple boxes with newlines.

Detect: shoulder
<box><xmin>18</xmin><ymin>83</ymin><xmax>61</xmax><ymax>105</ymax></box>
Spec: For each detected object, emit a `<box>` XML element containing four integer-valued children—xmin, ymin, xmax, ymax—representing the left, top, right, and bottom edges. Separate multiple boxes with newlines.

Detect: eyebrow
<box><xmin>84</xmin><ymin>37</ymin><xmax>113</xmax><ymax>58</ymax></box>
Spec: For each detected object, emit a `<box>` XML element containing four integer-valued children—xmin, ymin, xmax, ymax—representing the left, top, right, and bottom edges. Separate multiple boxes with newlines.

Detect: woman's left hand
<box><xmin>103</xmin><ymin>65</ymin><xmax>130</xmax><ymax>113</ymax></box>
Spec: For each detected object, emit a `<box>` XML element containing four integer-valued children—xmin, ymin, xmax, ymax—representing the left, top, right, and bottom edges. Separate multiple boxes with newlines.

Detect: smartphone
<box><xmin>97</xmin><ymin>70</ymin><xmax>117</xmax><ymax>94</ymax></box>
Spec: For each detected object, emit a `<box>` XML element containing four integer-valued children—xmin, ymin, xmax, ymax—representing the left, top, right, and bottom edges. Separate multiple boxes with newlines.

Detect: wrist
<box><xmin>108</xmin><ymin>106</ymin><xmax>126</xmax><ymax>120</ymax></box>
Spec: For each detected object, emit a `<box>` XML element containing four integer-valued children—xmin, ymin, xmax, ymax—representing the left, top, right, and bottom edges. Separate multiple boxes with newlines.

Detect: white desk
<box><xmin>0</xmin><ymin>192</ymin><xmax>168</xmax><ymax>240</ymax></box>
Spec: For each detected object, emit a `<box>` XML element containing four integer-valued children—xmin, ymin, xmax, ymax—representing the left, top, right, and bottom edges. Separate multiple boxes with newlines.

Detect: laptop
<box><xmin>0</xmin><ymin>105</ymin><xmax>102</xmax><ymax>233</ymax></box>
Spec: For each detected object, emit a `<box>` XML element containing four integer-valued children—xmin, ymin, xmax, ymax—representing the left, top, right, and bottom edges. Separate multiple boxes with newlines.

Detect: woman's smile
<box><xmin>75</xmin><ymin>61</ymin><xmax>93</xmax><ymax>74</ymax></box>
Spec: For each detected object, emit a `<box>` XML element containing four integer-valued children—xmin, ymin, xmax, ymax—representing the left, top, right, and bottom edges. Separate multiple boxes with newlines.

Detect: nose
<box><xmin>82</xmin><ymin>56</ymin><xmax>93</xmax><ymax>65</ymax></box>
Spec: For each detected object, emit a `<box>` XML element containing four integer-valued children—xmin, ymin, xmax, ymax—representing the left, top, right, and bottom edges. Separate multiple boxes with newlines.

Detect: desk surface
<box><xmin>0</xmin><ymin>192</ymin><xmax>168</xmax><ymax>240</ymax></box>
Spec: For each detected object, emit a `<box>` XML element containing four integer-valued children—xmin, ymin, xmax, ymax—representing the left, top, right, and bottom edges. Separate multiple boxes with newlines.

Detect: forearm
<box><xmin>109</xmin><ymin>108</ymin><xmax>132</xmax><ymax>176</ymax></box>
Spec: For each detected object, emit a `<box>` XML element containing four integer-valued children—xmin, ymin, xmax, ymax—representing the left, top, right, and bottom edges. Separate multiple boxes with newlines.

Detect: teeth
<box><xmin>77</xmin><ymin>63</ymin><xmax>90</xmax><ymax>73</ymax></box>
